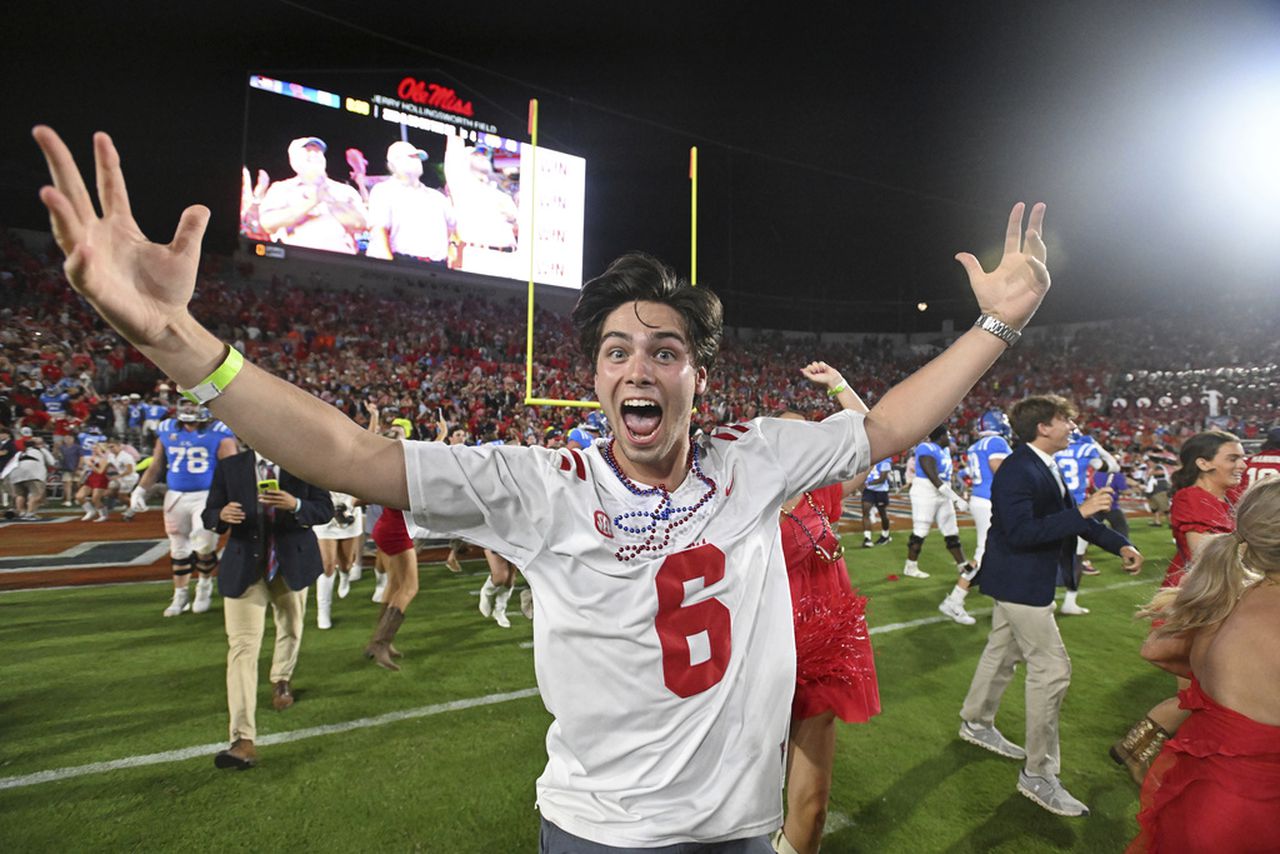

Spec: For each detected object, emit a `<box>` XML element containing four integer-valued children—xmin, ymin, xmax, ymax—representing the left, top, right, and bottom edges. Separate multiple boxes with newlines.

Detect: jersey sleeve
<box><xmin>751</xmin><ymin>409</ymin><xmax>870</xmax><ymax>497</ymax></box>
<box><xmin>989</xmin><ymin>436</ymin><xmax>1012</xmax><ymax>459</ymax></box>
<box><xmin>401</xmin><ymin>440</ymin><xmax>555</xmax><ymax>565</ymax></box>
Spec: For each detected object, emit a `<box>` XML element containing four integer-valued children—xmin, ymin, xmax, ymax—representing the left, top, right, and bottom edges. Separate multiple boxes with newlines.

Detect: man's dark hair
<box><xmin>571</xmin><ymin>253</ymin><xmax>723</xmax><ymax>370</ymax></box>
<box><xmin>1009</xmin><ymin>395</ymin><xmax>1077</xmax><ymax>444</ymax></box>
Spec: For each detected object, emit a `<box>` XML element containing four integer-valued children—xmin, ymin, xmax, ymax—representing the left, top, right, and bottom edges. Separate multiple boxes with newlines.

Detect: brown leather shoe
<box><xmin>214</xmin><ymin>738</ymin><xmax>258</xmax><ymax>770</ymax></box>
<box><xmin>272</xmin><ymin>680</ymin><xmax>294</xmax><ymax>711</ymax></box>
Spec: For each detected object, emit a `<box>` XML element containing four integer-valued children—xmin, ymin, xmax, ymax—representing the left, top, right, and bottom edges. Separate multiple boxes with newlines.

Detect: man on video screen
<box><xmin>365</xmin><ymin>140</ymin><xmax>453</xmax><ymax>265</ymax></box>
<box><xmin>443</xmin><ymin>134</ymin><xmax>518</xmax><ymax>274</ymax></box>
<box><xmin>258</xmin><ymin>137</ymin><xmax>367</xmax><ymax>255</ymax></box>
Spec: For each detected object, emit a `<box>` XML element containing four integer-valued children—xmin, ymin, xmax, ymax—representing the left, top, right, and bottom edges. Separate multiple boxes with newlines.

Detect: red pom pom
<box><xmin>793</xmin><ymin>587</ymin><xmax>876</xmax><ymax>687</ymax></box>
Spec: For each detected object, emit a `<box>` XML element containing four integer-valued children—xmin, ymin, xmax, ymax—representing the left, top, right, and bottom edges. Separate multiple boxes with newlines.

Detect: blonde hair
<box><xmin>1140</xmin><ymin>478</ymin><xmax>1280</xmax><ymax>636</ymax></box>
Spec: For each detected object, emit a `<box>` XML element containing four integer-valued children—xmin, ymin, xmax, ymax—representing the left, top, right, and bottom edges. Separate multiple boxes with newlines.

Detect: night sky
<box><xmin>4</xmin><ymin>1</ymin><xmax>1279</xmax><ymax>332</ymax></box>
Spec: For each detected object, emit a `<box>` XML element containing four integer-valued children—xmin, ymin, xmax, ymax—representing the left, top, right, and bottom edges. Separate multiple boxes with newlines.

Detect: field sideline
<box><xmin>0</xmin><ymin>520</ymin><xmax>1176</xmax><ymax>852</ymax></box>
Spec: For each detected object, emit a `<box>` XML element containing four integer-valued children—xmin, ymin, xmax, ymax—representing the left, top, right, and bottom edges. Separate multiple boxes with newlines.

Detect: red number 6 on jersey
<box><xmin>654</xmin><ymin>544</ymin><xmax>732</xmax><ymax>698</ymax></box>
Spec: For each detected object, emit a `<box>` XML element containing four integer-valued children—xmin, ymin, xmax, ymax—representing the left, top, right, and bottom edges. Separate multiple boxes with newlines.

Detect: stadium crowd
<box><xmin>2</xmin><ymin>225</ymin><xmax>1276</xmax><ymax>516</ymax></box>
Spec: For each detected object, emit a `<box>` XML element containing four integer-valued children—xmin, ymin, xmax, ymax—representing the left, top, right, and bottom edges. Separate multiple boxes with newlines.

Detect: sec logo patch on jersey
<box><xmin>594</xmin><ymin>510</ymin><xmax>614</xmax><ymax>539</ymax></box>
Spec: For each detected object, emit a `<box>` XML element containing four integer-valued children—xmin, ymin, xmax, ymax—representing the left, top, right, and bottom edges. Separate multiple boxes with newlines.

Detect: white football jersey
<box><xmin>403</xmin><ymin>410</ymin><xmax>869</xmax><ymax>846</ymax></box>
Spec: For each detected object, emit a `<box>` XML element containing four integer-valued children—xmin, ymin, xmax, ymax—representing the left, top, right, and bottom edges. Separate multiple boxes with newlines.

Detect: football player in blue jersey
<box><xmin>566</xmin><ymin>410</ymin><xmax>607</xmax><ymax>450</ymax></box>
<box><xmin>1051</xmin><ymin>427</ymin><xmax>1119</xmax><ymax>614</ymax></box>
<box><xmin>132</xmin><ymin>402</ymin><xmax>238</xmax><ymax>616</ymax></box>
<box><xmin>939</xmin><ymin>409</ymin><xmax>1013</xmax><ymax>623</ymax></box>
<box><xmin>904</xmin><ymin>424</ymin><xmax>978</xmax><ymax>625</ymax></box>
<box><xmin>860</xmin><ymin>457</ymin><xmax>894</xmax><ymax>548</ymax></box>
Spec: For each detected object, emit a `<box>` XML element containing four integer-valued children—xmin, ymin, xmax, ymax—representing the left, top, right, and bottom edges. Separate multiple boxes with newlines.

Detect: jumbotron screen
<box><xmin>241</xmin><ymin>72</ymin><xmax>586</xmax><ymax>289</ymax></box>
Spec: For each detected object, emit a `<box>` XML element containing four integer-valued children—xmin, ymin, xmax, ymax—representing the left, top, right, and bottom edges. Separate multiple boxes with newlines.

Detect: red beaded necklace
<box><xmin>783</xmin><ymin>492</ymin><xmax>844</xmax><ymax>563</ymax></box>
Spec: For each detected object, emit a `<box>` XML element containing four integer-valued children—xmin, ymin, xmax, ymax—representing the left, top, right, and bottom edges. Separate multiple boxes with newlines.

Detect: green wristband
<box><xmin>827</xmin><ymin>382</ymin><xmax>847</xmax><ymax>397</ymax></box>
<box><xmin>179</xmin><ymin>346</ymin><xmax>245</xmax><ymax>405</ymax></box>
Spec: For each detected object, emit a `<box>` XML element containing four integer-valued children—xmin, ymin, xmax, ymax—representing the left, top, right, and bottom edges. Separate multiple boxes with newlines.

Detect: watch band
<box><xmin>178</xmin><ymin>345</ymin><xmax>245</xmax><ymax>405</ymax></box>
<box><xmin>974</xmin><ymin>314</ymin><xmax>1021</xmax><ymax>347</ymax></box>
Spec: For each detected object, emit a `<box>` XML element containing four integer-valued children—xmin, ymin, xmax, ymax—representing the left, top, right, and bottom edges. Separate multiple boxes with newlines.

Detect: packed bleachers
<box><xmin>3</xmin><ymin>226</ymin><xmax>1276</xmax><ymax>470</ymax></box>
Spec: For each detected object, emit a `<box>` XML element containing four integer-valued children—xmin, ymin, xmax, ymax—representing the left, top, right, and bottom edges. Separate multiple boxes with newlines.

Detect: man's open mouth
<box><xmin>621</xmin><ymin>399</ymin><xmax>663</xmax><ymax>441</ymax></box>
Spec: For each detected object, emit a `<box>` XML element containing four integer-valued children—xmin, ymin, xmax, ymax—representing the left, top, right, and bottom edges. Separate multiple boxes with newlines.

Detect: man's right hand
<box><xmin>129</xmin><ymin>485</ymin><xmax>148</xmax><ymax>513</ymax></box>
<box><xmin>1079</xmin><ymin>487</ymin><xmax>1114</xmax><ymax>517</ymax></box>
<box><xmin>32</xmin><ymin>127</ymin><xmax>209</xmax><ymax>353</ymax></box>
<box><xmin>219</xmin><ymin>501</ymin><xmax>246</xmax><ymax>524</ymax></box>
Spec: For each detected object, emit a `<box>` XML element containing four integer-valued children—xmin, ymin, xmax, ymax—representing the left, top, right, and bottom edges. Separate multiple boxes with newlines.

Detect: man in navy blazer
<box><xmin>957</xmin><ymin>395</ymin><xmax>1143</xmax><ymax>817</ymax></box>
<box><xmin>201</xmin><ymin>446</ymin><xmax>332</xmax><ymax>769</ymax></box>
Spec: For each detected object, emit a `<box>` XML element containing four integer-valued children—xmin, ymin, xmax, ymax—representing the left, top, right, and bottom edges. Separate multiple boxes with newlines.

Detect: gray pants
<box><xmin>960</xmin><ymin>599</ymin><xmax>1072</xmax><ymax>777</ymax></box>
<box><xmin>539</xmin><ymin>819</ymin><xmax>773</xmax><ymax>854</ymax></box>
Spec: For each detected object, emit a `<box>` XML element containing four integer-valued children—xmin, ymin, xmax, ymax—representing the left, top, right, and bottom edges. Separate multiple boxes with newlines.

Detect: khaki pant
<box><xmin>223</xmin><ymin>574</ymin><xmax>308</xmax><ymax>742</ymax></box>
<box><xmin>960</xmin><ymin>599</ymin><xmax>1072</xmax><ymax>777</ymax></box>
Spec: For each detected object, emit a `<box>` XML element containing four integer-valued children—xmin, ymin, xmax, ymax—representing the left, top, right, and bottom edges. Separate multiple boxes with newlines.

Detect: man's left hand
<box><xmin>1120</xmin><ymin>545</ymin><xmax>1144</xmax><ymax>575</ymax></box>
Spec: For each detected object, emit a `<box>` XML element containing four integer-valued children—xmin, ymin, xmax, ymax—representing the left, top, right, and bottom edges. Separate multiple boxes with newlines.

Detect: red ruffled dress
<box><xmin>780</xmin><ymin>483</ymin><xmax>880</xmax><ymax>722</ymax></box>
<box><xmin>1128</xmin><ymin>678</ymin><xmax>1280</xmax><ymax>853</ymax></box>
<box><xmin>1163</xmin><ymin>486</ymin><xmax>1235</xmax><ymax>589</ymax></box>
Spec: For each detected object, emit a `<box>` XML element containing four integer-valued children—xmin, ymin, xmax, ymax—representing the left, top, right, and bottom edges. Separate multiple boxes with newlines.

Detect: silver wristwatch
<box><xmin>974</xmin><ymin>314</ymin><xmax>1021</xmax><ymax>347</ymax></box>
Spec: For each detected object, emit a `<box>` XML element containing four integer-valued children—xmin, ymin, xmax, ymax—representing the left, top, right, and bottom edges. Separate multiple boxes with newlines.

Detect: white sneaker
<box><xmin>163</xmin><ymin>588</ymin><xmax>191</xmax><ymax>617</ymax></box>
<box><xmin>192</xmin><ymin>577</ymin><xmax>213</xmax><ymax>614</ymax></box>
<box><xmin>1017</xmin><ymin>771</ymin><xmax>1090</xmax><ymax>817</ymax></box>
<box><xmin>903</xmin><ymin>564</ymin><xmax>930</xmax><ymax>579</ymax></box>
<box><xmin>337</xmin><ymin>570</ymin><xmax>351</xmax><ymax>599</ymax></box>
<box><xmin>939</xmin><ymin>598</ymin><xmax>977</xmax><ymax>625</ymax></box>
<box><xmin>348</xmin><ymin>563</ymin><xmax>363</xmax><ymax>583</ymax></box>
<box><xmin>371</xmin><ymin>572</ymin><xmax>387</xmax><ymax>603</ymax></box>
<box><xmin>1059</xmin><ymin>602</ymin><xmax>1090</xmax><ymax>615</ymax></box>
<box><xmin>96</xmin><ymin>509</ymin><xmax>109</xmax><ymax>522</ymax></box>
<box><xmin>80</xmin><ymin>510</ymin><xmax>95</xmax><ymax>521</ymax></box>
<box><xmin>959</xmin><ymin>721</ymin><xmax>1026</xmax><ymax>760</ymax></box>
<box><xmin>494</xmin><ymin>610</ymin><xmax>511</xmax><ymax>629</ymax></box>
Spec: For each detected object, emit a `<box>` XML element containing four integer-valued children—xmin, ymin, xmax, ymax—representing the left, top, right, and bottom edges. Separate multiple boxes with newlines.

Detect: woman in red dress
<box><xmin>1128</xmin><ymin>477</ymin><xmax>1280</xmax><ymax>853</ymax></box>
<box><xmin>774</xmin><ymin>363</ymin><xmax>879</xmax><ymax>854</ymax></box>
<box><xmin>363</xmin><ymin>411</ymin><xmax>431</xmax><ymax>671</ymax></box>
<box><xmin>1112</xmin><ymin>431</ymin><xmax>1247</xmax><ymax>784</ymax></box>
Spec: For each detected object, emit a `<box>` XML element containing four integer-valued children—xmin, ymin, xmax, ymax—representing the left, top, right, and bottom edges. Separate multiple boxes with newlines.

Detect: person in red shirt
<box><xmin>775</xmin><ymin>363</ymin><xmax>878</xmax><ymax>854</ymax></box>
<box><xmin>1111</xmin><ymin>431</ymin><xmax>1247</xmax><ymax>786</ymax></box>
<box><xmin>1230</xmin><ymin>426</ymin><xmax>1280</xmax><ymax>501</ymax></box>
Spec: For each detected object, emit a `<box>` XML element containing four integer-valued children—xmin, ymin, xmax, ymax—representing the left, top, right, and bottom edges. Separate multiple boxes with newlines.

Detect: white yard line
<box><xmin>0</xmin><ymin>578</ymin><xmax>1152</xmax><ymax>791</ymax></box>
<box><xmin>0</xmin><ymin>688</ymin><xmax>539</xmax><ymax>791</ymax></box>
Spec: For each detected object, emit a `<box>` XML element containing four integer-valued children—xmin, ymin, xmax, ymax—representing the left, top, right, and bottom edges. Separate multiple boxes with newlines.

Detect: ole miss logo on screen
<box><xmin>397</xmin><ymin>77</ymin><xmax>474</xmax><ymax>117</ymax></box>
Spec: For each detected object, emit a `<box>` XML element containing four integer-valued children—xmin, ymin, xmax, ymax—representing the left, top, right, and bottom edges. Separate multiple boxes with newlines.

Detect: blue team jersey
<box><xmin>41</xmin><ymin>390</ymin><xmax>71</xmax><ymax>415</ymax></box>
<box><xmin>158</xmin><ymin>418</ymin><xmax>232</xmax><ymax>491</ymax></box>
<box><xmin>913</xmin><ymin>441</ymin><xmax>952</xmax><ymax>483</ymax></box>
<box><xmin>864</xmin><ymin>458</ymin><xmax>893</xmax><ymax>492</ymax></box>
<box><xmin>966</xmin><ymin>435</ymin><xmax>1013</xmax><ymax>501</ymax></box>
<box><xmin>77</xmin><ymin>431</ymin><xmax>107</xmax><ymax>455</ymax></box>
<box><xmin>566</xmin><ymin>427</ymin><xmax>596</xmax><ymax>448</ymax></box>
<box><xmin>144</xmin><ymin>403</ymin><xmax>170</xmax><ymax>422</ymax></box>
<box><xmin>127</xmin><ymin>403</ymin><xmax>145</xmax><ymax>427</ymax></box>
<box><xmin>1053</xmin><ymin>437</ymin><xmax>1101</xmax><ymax>502</ymax></box>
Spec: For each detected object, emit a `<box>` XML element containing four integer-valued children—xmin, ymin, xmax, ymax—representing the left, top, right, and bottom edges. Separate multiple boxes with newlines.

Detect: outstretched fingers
<box><xmin>32</xmin><ymin>126</ymin><xmax>98</xmax><ymax>226</ymax></box>
<box><xmin>93</xmin><ymin>132</ymin><xmax>133</xmax><ymax>220</ymax></box>
<box><xmin>37</xmin><ymin>184</ymin><xmax>85</xmax><ymax>254</ymax></box>
<box><xmin>170</xmin><ymin>205</ymin><xmax>211</xmax><ymax>259</ymax></box>
<box><xmin>1002</xmin><ymin>202</ymin><xmax>1026</xmax><ymax>256</ymax></box>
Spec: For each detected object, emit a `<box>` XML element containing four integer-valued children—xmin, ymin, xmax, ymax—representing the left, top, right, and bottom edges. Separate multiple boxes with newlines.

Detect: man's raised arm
<box><xmin>864</xmin><ymin>202</ymin><xmax>1050</xmax><ymax>461</ymax></box>
<box><xmin>32</xmin><ymin>127</ymin><xmax>408</xmax><ymax>509</ymax></box>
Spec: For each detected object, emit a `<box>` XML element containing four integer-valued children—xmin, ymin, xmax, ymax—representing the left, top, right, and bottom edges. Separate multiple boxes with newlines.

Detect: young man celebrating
<box><xmin>34</xmin><ymin>126</ymin><xmax>1050</xmax><ymax>850</ymax></box>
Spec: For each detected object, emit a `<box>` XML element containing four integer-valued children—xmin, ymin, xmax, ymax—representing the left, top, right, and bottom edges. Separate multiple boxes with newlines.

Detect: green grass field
<box><xmin>0</xmin><ymin>524</ymin><xmax>1177</xmax><ymax>852</ymax></box>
